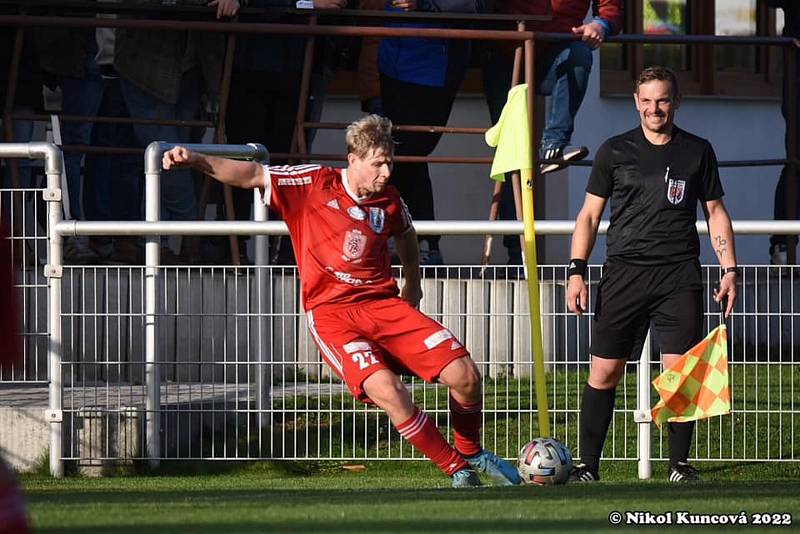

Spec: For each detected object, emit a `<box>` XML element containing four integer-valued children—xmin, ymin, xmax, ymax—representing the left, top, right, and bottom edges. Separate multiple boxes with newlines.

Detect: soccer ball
<box><xmin>517</xmin><ymin>437</ymin><xmax>573</xmax><ymax>485</ymax></box>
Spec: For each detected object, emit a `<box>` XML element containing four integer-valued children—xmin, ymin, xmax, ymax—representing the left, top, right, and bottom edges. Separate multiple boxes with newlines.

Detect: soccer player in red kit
<box><xmin>162</xmin><ymin>114</ymin><xmax>520</xmax><ymax>487</ymax></box>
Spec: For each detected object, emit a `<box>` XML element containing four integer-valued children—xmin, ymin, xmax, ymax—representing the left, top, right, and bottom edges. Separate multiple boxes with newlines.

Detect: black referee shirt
<box><xmin>587</xmin><ymin>126</ymin><xmax>724</xmax><ymax>265</ymax></box>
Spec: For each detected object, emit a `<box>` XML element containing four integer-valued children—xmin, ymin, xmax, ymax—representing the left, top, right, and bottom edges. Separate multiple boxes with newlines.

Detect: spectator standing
<box><xmin>38</xmin><ymin>23</ymin><xmax>144</xmax><ymax>264</ymax></box>
<box><xmin>483</xmin><ymin>0</ymin><xmax>622</xmax><ymax>264</ymax></box>
<box><xmin>379</xmin><ymin>0</ymin><xmax>483</xmax><ymax>265</ymax></box>
<box><xmin>766</xmin><ymin>0</ymin><xmax>800</xmax><ymax>264</ymax></box>
<box><xmin>1</xmin><ymin>23</ymin><xmax>41</xmax><ymax>191</ymax></box>
<box><xmin>114</xmin><ymin>0</ymin><xmax>240</xmax><ymax>262</ymax></box>
<box><xmin>223</xmin><ymin>0</ymin><xmax>345</xmax><ymax>265</ymax></box>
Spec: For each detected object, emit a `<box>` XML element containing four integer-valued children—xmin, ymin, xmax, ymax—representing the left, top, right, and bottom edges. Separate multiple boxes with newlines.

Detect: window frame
<box><xmin>600</xmin><ymin>0</ymin><xmax>784</xmax><ymax>99</ymax></box>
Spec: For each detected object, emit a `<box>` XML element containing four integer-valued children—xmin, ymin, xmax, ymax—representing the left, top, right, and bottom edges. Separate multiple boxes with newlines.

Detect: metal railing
<box><xmin>0</xmin><ymin>4</ymin><xmax>797</xmax><ymax>476</ymax></box>
<box><xmin>2</xmin><ymin>6</ymin><xmax>796</xmax><ymax>262</ymax></box>
<box><xmin>4</xmin><ymin>142</ymin><xmax>797</xmax><ymax>477</ymax></box>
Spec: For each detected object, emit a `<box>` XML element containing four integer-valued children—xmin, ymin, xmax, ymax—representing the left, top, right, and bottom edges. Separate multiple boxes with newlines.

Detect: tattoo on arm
<box><xmin>714</xmin><ymin>235</ymin><xmax>728</xmax><ymax>259</ymax></box>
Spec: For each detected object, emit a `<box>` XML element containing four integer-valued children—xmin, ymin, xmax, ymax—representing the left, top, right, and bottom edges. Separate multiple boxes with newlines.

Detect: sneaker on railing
<box><xmin>451</xmin><ymin>468</ymin><xmax>482</xmax><ymax>488</ymax></box>
<box><xmin>466</xmin><ymin>449</ymin><xmax>522</xmax><ymax>486</ymax></box>
<box><xmin>668</xmin><ymin>462</ymin><xmax>700</xmax><ymax>483</ymax></box>
<box><xmin>568</xmin><ymin>463</ymin><xmax>600</xmax><ymax>483</ymax></box>
<box><xmin>540</xmin><ymin>146</ymin><xmax>589</xmax><ymax>174</ymax></box>
<box><xmin>770</xmin><ymin>243</ymin><xmax>788</xmax><ymax>266</ymax></box>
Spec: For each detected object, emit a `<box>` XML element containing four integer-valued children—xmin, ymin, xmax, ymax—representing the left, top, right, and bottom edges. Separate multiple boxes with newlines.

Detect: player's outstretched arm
<box><xmin>162</xmin><ymin>146</ymin><xmax>264</xmax><ymax>190</ymax></box>
<box><xmin>396</xmin><ymin>227</ymin><xmax>422</xmax><ymax>309</ymax></box>
<box><xmin>567</xmin><ymin>193</ymin><xmax>606</xmax><ymax>316</ymax></box>
<box><xmin>703</xmin><ymin>198</ymin><xmax>738</xmax><ymax>318</ymax></box>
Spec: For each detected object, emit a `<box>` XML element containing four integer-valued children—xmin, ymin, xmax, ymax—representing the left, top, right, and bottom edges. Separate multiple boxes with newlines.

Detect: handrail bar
<box><xmin>55</xmin><ymin>219</ymin><xmax>800</xmax><ymax>237</ymax></box>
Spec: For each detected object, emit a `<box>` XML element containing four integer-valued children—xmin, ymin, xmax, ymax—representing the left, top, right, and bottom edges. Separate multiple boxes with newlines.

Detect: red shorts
<box><xmin>307</xmin><ymin>297</ymin><xmax>470</xmax><ymax>403</ymax></box>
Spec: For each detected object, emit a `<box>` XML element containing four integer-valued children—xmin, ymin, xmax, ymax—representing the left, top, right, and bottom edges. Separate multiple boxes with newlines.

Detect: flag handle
<box><xmin>714</xmin><ymin>280</ymin><xmax>728</xmax><ymax>324</ymax></box>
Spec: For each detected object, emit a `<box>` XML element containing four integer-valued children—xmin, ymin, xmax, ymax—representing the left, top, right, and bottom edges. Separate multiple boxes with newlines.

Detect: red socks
<box><xmin>449</xmin><ymin>395</ymin><xmax>482</xmax><ymax>458</ymax></box>
<box><xmin>395</xmin><ymin>408</ymin><xmax>468</xmax><ymax>476</ymax></box>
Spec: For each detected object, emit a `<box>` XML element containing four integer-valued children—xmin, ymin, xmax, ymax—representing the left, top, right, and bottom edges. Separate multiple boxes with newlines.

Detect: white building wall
<box><xmin>316</xmin><ymin>51</ymin><xmax>785</xmax><ymax>266</ymax></box>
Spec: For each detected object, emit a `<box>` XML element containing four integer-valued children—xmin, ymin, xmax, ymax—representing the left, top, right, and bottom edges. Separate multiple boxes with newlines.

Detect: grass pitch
<box><xmin>22</xmin><ymin>460</ymin><xmax>800</xmax><ymax>533</ymax></box>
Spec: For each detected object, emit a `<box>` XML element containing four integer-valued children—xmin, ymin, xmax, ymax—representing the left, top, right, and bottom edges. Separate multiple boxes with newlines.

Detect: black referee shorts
<box><xmin>589</xmin><ymin>259</ymin><xmax>704</xmax><ymax>359</ymax></box>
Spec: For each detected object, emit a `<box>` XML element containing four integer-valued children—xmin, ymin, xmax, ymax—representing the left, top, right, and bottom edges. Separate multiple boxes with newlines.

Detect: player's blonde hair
<box><xmin>345</xmin><ymin>114</ymin><xmax>395</xmax><ymax>159</ymax></box>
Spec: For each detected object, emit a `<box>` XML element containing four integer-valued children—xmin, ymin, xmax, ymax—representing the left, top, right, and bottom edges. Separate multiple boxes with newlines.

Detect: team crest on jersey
<box><xmin>666</xmin><ymin>178</ymin><xmax>686</xmax><ymax>205</ymax></box>
<box><xmin>343</xmin><ymin>229</ymin><xmax>367</xmax><ymax>260</ymax></box>
<box><xmin>368</xmin><ymin>207</ymin><xmax>385</xmax><ymax>234</ymax></box>
<box><xmin>347</xmin><ymin>206</ymin><xmax>366</xmax><ymax>220</ymax></box>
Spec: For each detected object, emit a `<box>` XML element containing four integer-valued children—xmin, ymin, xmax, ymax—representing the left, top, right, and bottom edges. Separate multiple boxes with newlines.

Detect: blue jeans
<box><xmin>483</xmin><ymin>41</ymin><xmax>593</xmax><ymax>153</ymax></box>
<box><xmin>483</xmin><ymin>41</ymin><xmax>593</xmax><ymax>259</ymax></box>
<box><xmin>120</xmin><ymin>74</ymin><xmax>201</xmax><ymax>222</ymax></box>
<box><xmin>60</xmin><ymin>50</ymin><xmax>105</xmax><ymax>220</ymax></box>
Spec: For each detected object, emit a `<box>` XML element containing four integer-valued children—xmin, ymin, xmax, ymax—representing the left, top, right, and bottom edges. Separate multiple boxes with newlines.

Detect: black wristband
<box><xmin>721</xmin><ymin>266</ymin><xmax>739</xmax><ymax>276</ymax></box>
<box><xmin>568</xmin><ymin>258</ymin><xmax>587</xmax><ymax>278</ymax></box>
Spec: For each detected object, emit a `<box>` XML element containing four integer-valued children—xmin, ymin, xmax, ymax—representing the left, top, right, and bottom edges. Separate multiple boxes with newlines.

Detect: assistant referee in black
<box><xmin>566</xmin><ymin>66</ymin><xmax>738</xmax><ymax>483</ymax></box>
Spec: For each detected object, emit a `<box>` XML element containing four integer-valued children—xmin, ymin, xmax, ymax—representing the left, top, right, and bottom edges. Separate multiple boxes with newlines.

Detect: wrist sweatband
<box><xmin>568</xmin><ymin>258</ymin><xmax>587</xmax><ymax>278</ymax></box>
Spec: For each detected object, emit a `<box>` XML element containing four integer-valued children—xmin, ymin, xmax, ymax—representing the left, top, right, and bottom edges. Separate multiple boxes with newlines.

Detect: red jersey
<box><xmin>263</xmin><ymin>164</ymin><xmax>413</xmax><ymax>311</ymax></box>
<box><xmin>496</xmin><ymin>0</ymin><xmax>623</xmax><ymax>35</ymax></box>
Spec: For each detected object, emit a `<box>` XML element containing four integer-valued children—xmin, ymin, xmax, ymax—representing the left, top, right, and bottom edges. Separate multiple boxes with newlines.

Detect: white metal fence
<box><xmin>1</xmin><ymin>143</ymin><xmax>798</xmax><ymax>478</ymax></box>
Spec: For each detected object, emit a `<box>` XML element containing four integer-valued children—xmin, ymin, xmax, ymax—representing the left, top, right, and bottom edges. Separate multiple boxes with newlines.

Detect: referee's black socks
<box><xmin>668</xmin><ymin>421</ymin><xmax>696</xmax><ymax>467</ymax></box>
<box><xmin>579</xmin><ymin>383</ymin><xmax>617</xmax><ymax>475</ymax></box>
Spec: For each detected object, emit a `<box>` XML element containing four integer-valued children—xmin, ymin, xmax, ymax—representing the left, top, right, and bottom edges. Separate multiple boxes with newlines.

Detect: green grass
<box><xmin>255</xmin><ymin>366</ymin><xmax>799</xmax><ymax>462</ymax></box>
<box><xmin>21</xmin><ymin>461</ymin><xmax>800</xmax><ymax>533</ymax></box>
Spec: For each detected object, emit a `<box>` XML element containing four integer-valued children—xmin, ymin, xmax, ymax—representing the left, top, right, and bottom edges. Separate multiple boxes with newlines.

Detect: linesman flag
<box><xmin>651</xmin><ymin>324</ymin><xmax>731</xmax><ymax>427</ymax></box>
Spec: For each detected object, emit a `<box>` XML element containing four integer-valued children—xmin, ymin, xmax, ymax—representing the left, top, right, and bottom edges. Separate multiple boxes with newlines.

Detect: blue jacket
<box><xmin>378</xmin><ymin>0</ymin><xmax>482</xmax><ymax>89</ymax></box>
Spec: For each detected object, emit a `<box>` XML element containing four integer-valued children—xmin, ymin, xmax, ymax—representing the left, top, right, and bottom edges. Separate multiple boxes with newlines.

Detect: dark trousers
<box><xmin>772</xmin><ymin>46</ymin><xmax>800</xmax><ymax>247</ymax></box>
<box><xmin>225</xmin><ymin>68</ymin><xmax>302</xmax><ymax>261</ymax></box>
<box><xmin>381</xmin><ymin>75</ymin><xmax>457</xmax><ymax>250</ymax></box>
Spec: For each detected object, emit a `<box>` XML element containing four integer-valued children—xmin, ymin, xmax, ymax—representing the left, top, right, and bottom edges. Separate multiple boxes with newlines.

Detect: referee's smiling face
<box><xmin>634</xmin><ymin>80</ymin><xmax>681</xmax><ymax>135</ymax></box>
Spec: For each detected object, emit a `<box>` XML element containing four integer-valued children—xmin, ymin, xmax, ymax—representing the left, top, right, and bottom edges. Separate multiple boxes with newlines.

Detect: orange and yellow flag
<box><xmin>651</xmin><ymin>324</ymin><xmax>731</xmax><ymax>427</ymax></box>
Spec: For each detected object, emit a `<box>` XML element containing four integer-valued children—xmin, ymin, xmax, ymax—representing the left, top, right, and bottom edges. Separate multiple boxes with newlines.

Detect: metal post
<box><xmin>36</xmin><ymin>144</ymin><xmax>65</xmax><ymax>479</ymax></box>
<box><xmin>144</xmin><ymin>142</ymin><xmax>163</xmax><ymax>468</ymax></box>
<box><xmin>0</xmin><ymin>143</ymin><xmax>67</xmax><ymax>478</ymax></box>
<box><xmin>250</xmin><ymin>145</ymin><xmax>271</xmax><ymax>429</ymax></box>
<box><xmin>143</xmin><ymin>142</ymin><xmax>269</xmax><ymax>463</ymax></box>
<box><xmin>635</xmin><ymin>329</ymin><xmax>653</xmax><ymax>480</ymax></box>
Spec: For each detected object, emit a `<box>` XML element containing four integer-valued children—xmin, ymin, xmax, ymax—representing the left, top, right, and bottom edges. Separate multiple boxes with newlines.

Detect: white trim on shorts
<box><xmin>306</xmin><ymin>310</ymin><xmax>344</xmax><ymax>374</ymax></box>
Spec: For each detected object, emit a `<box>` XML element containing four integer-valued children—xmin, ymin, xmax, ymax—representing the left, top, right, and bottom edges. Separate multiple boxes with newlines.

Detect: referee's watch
<box><xmin>721</xmin><ymin>266</ymin><xmax>739</xmax><ymax>277</ymax></box>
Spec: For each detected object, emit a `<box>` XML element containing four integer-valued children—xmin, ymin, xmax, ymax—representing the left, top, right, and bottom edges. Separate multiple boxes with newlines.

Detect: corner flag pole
<box><xmin>520</xmin><ymin>167</ymin><xmax>550</xmax><ymax>437</ymax></box>
<box><xmin>523</xmin><ymin>36</ymin><xmax>550</xmax><ymax>437</ymax></box>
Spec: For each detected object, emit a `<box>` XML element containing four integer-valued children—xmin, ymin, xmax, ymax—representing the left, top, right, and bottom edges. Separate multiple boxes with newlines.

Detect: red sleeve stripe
<box><xmin>268</xmin><ymin>164</ymin><xmax>321</xmax><ymax>176</ymax></box>
<box><xmin>261</xmin><ymin>164</ymin><xmax>271</xmax><ymax>207</ymax></box>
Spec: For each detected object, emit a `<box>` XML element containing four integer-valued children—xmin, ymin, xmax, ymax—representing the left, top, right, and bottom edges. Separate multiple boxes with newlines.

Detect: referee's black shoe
<box><xmin>668</xmin><ymin>462</ymin><xmax>700</xmax><ymax>483</ymax></box>
<box><xmin>540</xmin><ymin>146</ymin><xmax>589</xmax><ymax>174</ymax></box>
<box><xmin>569</xmin><ymin>463</ymin><xmax>600</xmax><ymax>483</ymax></box>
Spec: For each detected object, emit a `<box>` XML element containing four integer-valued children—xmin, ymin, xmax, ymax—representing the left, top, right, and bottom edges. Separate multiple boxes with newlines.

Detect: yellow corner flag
<box><xmin>483</xmin><ymin>82</ymin><xmax>550</xmax><ymax>436</ymax></box>
<box><xmin>651</xmin><ymin>324</ymin><xmax>731</xmax><ymax>427</ymax></box>
<box><xmin>485</xmin><ymin>84</ymin><xmax>531</xmax><ymax>182</ymax></box>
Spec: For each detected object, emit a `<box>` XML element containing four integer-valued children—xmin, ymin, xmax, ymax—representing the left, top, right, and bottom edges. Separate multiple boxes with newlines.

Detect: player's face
<box><xmin>634</xmin><ymin>80</ymin><xmax>680</xmax><ymax>134</ymax></box>
<box><xmin>349</xmin><ymin>148</ymin><xmax>393</xmax><ymax>196</ymax></box>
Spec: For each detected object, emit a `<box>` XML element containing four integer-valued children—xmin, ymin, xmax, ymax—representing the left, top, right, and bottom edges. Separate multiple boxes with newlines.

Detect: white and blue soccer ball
<box><xmin>517</xmin><ymin>437</ymin><xmax>573</xmax><ymax>485</ymax></box>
